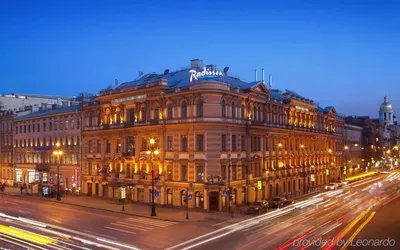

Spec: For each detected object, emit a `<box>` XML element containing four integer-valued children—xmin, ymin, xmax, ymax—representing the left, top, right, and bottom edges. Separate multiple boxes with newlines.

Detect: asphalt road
<box><xmin>0</xmin><ymin>195</ymin><xmax>213</xmax><ymax>250</ymax></box>
<box><xmin>166</xmin><ymin>172</ymin><xmax>400</xmax><ymax>250</ymax></box>
<box><xmin>348</xmin><ymin>195</ymin><xmax>400</xmax><ymax>250</ymax></box>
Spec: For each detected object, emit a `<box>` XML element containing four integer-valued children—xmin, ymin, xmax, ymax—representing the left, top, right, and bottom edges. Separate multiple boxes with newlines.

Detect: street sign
<box><xmin>188</xmin><ymin>194</ymin><xmax>192</xmax><ymax>200</ymax></box>
<box><xmin>121</xmin><ymin>187</ymin><xmax>126</xmax><ymax>199</ymax></box>
<box><xmin>257</xmin><ymin>180</ymin><xmax>262</xmax><ymax>190</ymax></box>
<box><xmin>155</xmin><ymin>191</ymin><xmax>160</xmax><ymax>197</ymax></box>
<box><xmin>222</xmin><ymin>191</ymin><xmax>227</xmax><ymax>196</ymax></box>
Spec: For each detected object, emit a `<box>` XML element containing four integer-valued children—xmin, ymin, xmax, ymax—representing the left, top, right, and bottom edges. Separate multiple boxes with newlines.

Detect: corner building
<box><xmin>82</xmin><ymin>59</ymin><xmax>344</xmax><ymax>211</ymax></box>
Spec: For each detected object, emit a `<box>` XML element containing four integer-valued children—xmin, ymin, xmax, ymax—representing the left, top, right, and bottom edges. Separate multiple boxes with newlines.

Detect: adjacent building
<box><xmin>81</xmin><ymin>59</ymin><xmax>344</xmax><ymax>211</ymax></box>
<box><xmin>13</xmin><ymin>105</ymin><xmax>82</xmax><ymax>192</ymax></box>
<box><xmin>0</xmin><ymin>110</ymin><xmax>14</xmax><ymax>185</ymax></box>
<box><xmin>343</xmin><ymin>124</ymin><xmax>363</xmax><ymax>177</ymax></box>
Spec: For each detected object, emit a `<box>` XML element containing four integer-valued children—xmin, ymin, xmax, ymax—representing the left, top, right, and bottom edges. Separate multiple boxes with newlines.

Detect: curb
<box><xmin>2</xmin><ymin>192</ymin><xmax>185</xmax><ymax>223</ymax></box>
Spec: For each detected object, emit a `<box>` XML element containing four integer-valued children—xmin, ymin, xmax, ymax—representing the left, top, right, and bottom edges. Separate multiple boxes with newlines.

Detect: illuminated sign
<box><xmin>111</xmin><ymin>94</ymin><xmax>147</xmax><ymax>104</ymax></box>
<box><xmin>257</xmin><ymin>180</ymin><xmax>262</xmax><ymax>190</ymax></box>
<box><xmin>295</xmin><ymin>106</ymin><xmax>309</xmax><ymax>112</ymax></box>
<box><xmin>74</xmin><ymin>169</ymin><xmax>78</xmax><ymax>182</ymax></box>
<box><xmin>190</xmin><ymin>67</ymin><xmax>224</xmax><ymax>82</ymax></box>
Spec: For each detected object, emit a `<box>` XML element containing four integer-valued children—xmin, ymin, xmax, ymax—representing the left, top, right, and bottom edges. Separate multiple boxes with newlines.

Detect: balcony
<box><xmin>36</xmin><ymin>163</ymin><xmax>50</xmax><ymax>171</ymax></box>
<box><xmin>122</xmin><ymin>152</ymin><xmax>135</xmax><ymax>158</ymax></box>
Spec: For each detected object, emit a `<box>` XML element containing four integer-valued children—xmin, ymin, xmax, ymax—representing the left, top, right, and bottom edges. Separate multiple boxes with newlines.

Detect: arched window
<box><xmin>241</xmin><ymin>104</ymin><xmax>245</xmax><ymax>119</ymax></box>
<box><xmin>195</xmin><ymin>191</ymin><xmax>204</xmax><ymax>208</ymax></box>
<box><xmin>141</xmin><ymin>107</ymin><xmax>147</xmax><ymax>122</ymax></box>
<box><xmin>181</xmin><ymin>102</ymin><xmax>187</xmax><ymax>119</ymax></box>
<box><xmin>167</xmin><ymin>104</ymin><xmax>173</xmax><ymax>119</ymax></box>
<box><xmin>197</xmin><ymin>100</ymin><xmax>203</xmax><ymax>117</ymax></box>
<box><xmin>221</xmin><ymin>100</ymin><xmax>226</xmax><ymax>118</ymax></box>
<box><xmin>167</xmin><ymin>189</ymin><xmax>173</xmax><ymax>205</ymax></box>
<box><xmin>88</xmin><ymin>113</ymin><xmax>93</xmax><ymax>127</ymax></box>
<box><xmin>231</xmin><ymin>102</ymin><xmax>235</xmax><ymax>118</ymax></box>
<box><xmin>154</xmin><ymin>107</ymin><xmax>159</xmax><ymax>121</ymax></box>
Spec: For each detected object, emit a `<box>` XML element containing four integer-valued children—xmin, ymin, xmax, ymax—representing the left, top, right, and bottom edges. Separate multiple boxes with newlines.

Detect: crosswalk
<box><xmin>104</xmin><ymin>217</ymin><xmax>178</xmax><ymax>234</ymax></box>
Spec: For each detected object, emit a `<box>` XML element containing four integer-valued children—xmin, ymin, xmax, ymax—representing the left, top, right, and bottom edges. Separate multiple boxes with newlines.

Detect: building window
<box><xmin>181</xmin><ymin>135</ymin><xmax>188</xmax><ymax>152</ymax></box>
<box><xmin>221</xmin><ymin>165</ymin><xmax>226</xmax><ymax>181</ymax></box>
<box><xmin>254</xmin><ymin>107</ymin><xmax>257</xmax><ymax>121</ymax></box>
<box><xmin>88</xmin><ymin>163</ymin><xmax>92</xmax><ymax>175</ymax></box>
<box><xmin>77</xmin><ymin>119</ymin><xmax>80</xmax><ymax>129</ymax></box>
<box><xmin>232</xmin><ymin>135</ymin><xmax>236</xmax><ymax>151</ymax></box>
<box><xmin>167</xmin><ymin>189</ymin><xmax>173</xmax><ymax>205</ymax></box>
<box><xmin>167</xmin><ymin>136</ymin><xmax>173</xmax><ymax>152</ymax></box>
<box><xmin>24</xmin><ymin>125</ymin><xmax>26</xmax><ymax>133</ymax></box>
<box><xmin>142</xmin><ymin>108</ymin><xmax>147</xmax><ymax>122</ymax></box>
<box><xmin>127</xmin><ymin>138</ymin><xmax>135</xmax><ymax>155</ymax></box>
<box><xmin>181</xmin><ymin>165</ymin><xmax>187</xmax><ymax>181</ymax></box>
<box><xmin>181</xmin><ymin>102</ymin><xmax>187</xmax><ymax>119</ymax></box>
<box><xmin>65</xmin><ymin>121</ymin><xmax>69</xmax><ymax>129</ymax></box>
<box><xmin>167</xmin><ymin>165</ymin><xmax>173</xmax><ymax>181</ymax></box>
<box><xmin>28</xmin><ymin>125</ymin><xmax>31</xmax><ymax>133</ymax></box>
<box><xmin>197</xmin><ymin>100</ymin><xmax>203</xmax><ymax>117</ymax></box>
<box><xmin>71</xmin><ymin>120</ymin><xmax>75</xmax><ymax>129</ymax></box>
<box><xmin>128</xmin><ymin>108</ymin><xmax>135</xmax><ymax>123</ymax></box>
<box><xmin>195</xmin><ymin>192</ymin><xmax>204</xmax><ymax>208</ymax></box>
<box><xmin>106</xmin><ymin>140</ymin><xmax>111</xmax><ymax>153</ymax></box>
<box><xmin>43</xmin><ymin>123</ymin><xmax>46</xmax><ymax>132</ymax></box>
<box><xmin>231</xmin><ymin>102</ymin><xmax>235</xmax><ymax>118</ymax></box>
<box><xmin>116</xmin><ymin>139</ymin><xmax>121</xmax><ymax>153</ymax></box>
<box><xmin>88</xmin><ymin>140</ymin><xmax>93</xmax><ymax>153</ymax></box>
<box><xmin>167</xmin><ymin>105</ymin><xmax>173</xmax><ymax>119</ymax></box>
<box><xmin>97</xmin><ymin>140</ymin><xmax>101</xmax><ymax>153</ymax></box>
<box><xmin>154</xmin><ymin>107</ymin><xmax>159</xmax><ymax>121</ymax></box>
<box><xmin>196</xmin><ymin>166</ymin><xmax>204</xmax><ymax>182</ymax></box>
<box><xmin>222</xmin><ymin>100</ymin><xmax>226</xmax><ymax>118</ymax></box>
<box><xmin>232</xmin><ymin>165</ymin><xmax>237</xmax><ymax>181</ymax></box>
<box><xmin>141</xmin><ymin>138</ymin><xmax>147</xmax><ymax>151</ymax></box>
<box><xmin>196</xmin><ymin>134</ymin><xmax>204</xmax><ymax>152</ymax></box>
<box><xmin>221</xmin><ymin>134</ymin><xmax>227</xmax><ymax>152</ymax></box>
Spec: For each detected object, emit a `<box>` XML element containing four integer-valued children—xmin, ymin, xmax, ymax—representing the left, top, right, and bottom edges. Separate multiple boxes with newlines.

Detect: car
<box><xmin>247</xmin><ymin>200</ymin><xmax>269</xmax><ymax>215</ymax></box>
<box><xmin>325</xmin><ymin>183</ymin><xmax>339</xmax><ymax>190</ymax></box>
<box><xmin>332</xmin><ymin>180</ymin><xmax>345</xmax><ymax>187</ymax></box>
<box><xmin>268</xmin><ymin>197</ymin><xmax>293</xmax><ymax>208</ymax></box>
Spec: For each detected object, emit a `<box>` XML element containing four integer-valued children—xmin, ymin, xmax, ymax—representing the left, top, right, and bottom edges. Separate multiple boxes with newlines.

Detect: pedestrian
<box><xmin>20</xmin><ymin>186</ymin><xmax>23</xmax><ymax>194</ymax></box>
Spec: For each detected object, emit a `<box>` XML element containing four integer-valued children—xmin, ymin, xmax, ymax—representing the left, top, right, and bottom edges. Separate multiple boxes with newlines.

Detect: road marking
<box><xmin>340</xmin><ymin>211</ymin><xmax>376</xmax><ymax>250</ymax></box>
<box><xmin>110</xmin><ymin>222</ymin><xmax>148</xmax><ymax>231</ymax></box>
<box><xmin>104</xmin><ymin>226</ymin><xmax>136</xmax><ymax>235</ymax></box>
<box><xmin>83</xmin><ymin>230</ymin><xmax>117</xmax><ymax>240</ymax></box>
<box><xmin>114</xmin><ymin>221</ymin><xmax>153</xmax><ymax>230</ymax></box>
<box><xmin>127</xmin><ymin>217</ymin><xmax>177</xmax><ymax>227</ymax></box>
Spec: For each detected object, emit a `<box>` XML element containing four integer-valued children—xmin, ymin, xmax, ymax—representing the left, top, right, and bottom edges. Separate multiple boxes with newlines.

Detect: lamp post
<box><xmin>53</xmin><ymin>142</ymin><xmax>63</xmax><ymax>201</ymax></box>
<box><xmin>146</xmin><ymin>138</ymin><xmax>159</xmax><ymax>217</ymax></box>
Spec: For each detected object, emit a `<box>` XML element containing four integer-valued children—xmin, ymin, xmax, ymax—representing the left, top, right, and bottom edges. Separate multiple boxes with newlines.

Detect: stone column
<box><xmin>203</xmin><ymin>189</ymin><xmax>209</xmax><ymax>211</ymax></box>
<box><xmin>160</xmin><ymin>186</ymin><xmax>165</xmax><ymax>205</ymax></box>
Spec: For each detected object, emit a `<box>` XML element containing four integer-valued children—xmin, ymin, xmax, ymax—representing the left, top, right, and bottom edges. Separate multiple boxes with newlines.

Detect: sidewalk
<box><xmin>1</xmin><ymin>187</ymin><xmax>249</xmax><ymax>223</ymax></box>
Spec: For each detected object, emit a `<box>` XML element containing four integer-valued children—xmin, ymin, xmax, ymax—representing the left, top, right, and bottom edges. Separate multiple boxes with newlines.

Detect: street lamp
<box><xmin>146</xmin><ymin>138</ymin><xmax>159</xmax><ymax>216</ymax></box>
<box><xmin>52</xmin><ymin>142</ymin><xmax>63</xmax><ymax>201</ymax></box>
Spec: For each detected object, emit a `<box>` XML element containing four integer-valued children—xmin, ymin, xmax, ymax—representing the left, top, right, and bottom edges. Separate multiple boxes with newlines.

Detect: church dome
<box><xmin>380</xmin><ymin>96</ymin><xmax>393</xmax><ymax>112</ymax></box>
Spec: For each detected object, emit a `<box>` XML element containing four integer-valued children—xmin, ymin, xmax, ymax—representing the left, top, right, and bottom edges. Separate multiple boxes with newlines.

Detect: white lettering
<box><xmin>190</xmin><ymin>67</ymin><xmax>224</xmax><ymax>82</ymax></box>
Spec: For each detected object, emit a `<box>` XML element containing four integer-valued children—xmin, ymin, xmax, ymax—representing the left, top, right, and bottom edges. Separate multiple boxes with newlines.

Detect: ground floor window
<box><xmin>28</xmin><ymin>171</ymin><xmax>35</xmax><ymax>184</ymax></box>
<box><xmin>242</xmin><ymin>187</ymin><xmax>246</xmax><ymax>203</ymax></box>
<box><xmin>167</xmin><ymin>189</ymin><xmax>173</xmax><ymax>205</ymax></box>
<box><xmin>16</xmin><ymin>171</ymin><xmax>22</xmax><ymax>182</ymax></box>
<box><xmin>195</xmin><ymin>191</ymin><xmax>204</xmax><ymax>208</ymax></box>
<box><xmin>137</xmin><ymin>188</ymin><xmax>144</xmax><ymax>202</ymax></box>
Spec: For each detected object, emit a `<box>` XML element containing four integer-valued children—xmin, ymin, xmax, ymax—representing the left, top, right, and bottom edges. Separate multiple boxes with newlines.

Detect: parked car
<box><xmin>325</xmin><ymin>183</ymin><xmax>339</xmax><ymax>190</ymax></box>
<box><xmin>247</xmin><ymin>200</ymin><xmax>269</xmax><ymax>215</ymax></box>
<box><xmin>268</xmin><ymin>197</ymin><xmax>294</xmax><ymax>208</ymax></box>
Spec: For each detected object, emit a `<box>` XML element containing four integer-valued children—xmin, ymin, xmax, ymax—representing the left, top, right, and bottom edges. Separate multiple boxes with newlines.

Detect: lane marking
<box><xmin>340</xmin><ymin>211</ymin><xmax>376</xmax><ymax>250</ymax></box>
<box><xmin>104</xmin><ymin>226</ymin><xmax>137</xmax><ymax>235</ymax></box>
<box><xmin>110</xmin><ymin>222</ymin><xmax>148</xmax><ymax>231</ymax></box>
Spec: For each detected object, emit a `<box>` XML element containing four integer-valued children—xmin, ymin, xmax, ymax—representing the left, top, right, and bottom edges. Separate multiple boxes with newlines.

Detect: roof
<box><xmin>15</xmin><ymin>105</ymin><xmax>80</xmax><ymax>120</ymax></box>
<box><xmin>113</xmin><ymin>67</ymin><xmax>256</xmax><ymax>91</ymax></box>
<box><xmin>269</xmin><ymin>89</ymin><xmax>286</xmax><ymax>100</ymax></box>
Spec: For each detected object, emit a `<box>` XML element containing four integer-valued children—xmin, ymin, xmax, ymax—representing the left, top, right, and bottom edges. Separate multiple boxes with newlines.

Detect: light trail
<box><xmin>340</xmin><ymin>211</ymin><xmax>376</xmax><ymax>250</ymax></box>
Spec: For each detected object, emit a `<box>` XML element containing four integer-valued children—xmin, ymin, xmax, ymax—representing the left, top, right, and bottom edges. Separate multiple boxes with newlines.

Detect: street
<box><xmin>1</xmin><ymin>172</ymin><xmax>399</xmax><ymax>250</ymax></box>
<box><xmin>0</xmin><ymin>195</ymin><xmax>214</xmax><ymax>250</ymax></box>
<box><xmin>167</xmin><ymin>172</ymin><xmax>400</xmax><ymax>250</ymax></box>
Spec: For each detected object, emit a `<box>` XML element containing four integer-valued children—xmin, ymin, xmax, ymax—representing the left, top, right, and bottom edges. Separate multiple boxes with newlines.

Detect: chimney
<box><xmin>269</xmin><ymin>75</ymin><xmax>273</xmax><ymax>88</ymax></box>
<box><xmin>262</xmin><ymin>68</ymin><xmax>265</xmax><ymax>83</ymax></box>
<box><xmin>255</xmin><ymin>69</ymin><xmax>258</xmax><ymax>81</ymax></box>
<box><xmin>190</xmin><ymin>59</ymin><xmax>204</xmax><ymax>69</ymax></box>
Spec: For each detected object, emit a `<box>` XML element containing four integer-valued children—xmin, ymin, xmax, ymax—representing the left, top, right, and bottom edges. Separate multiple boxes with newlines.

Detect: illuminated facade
<box><xmin>82</xmin><ymin>59</ymin><xmax>344</xmax><ymax>211</ymax></box>
<box><xmin>343</xmin><ymin>124</ymin><xmax>363</xmax><ymax>177</ymax></box>
<box><xmin>13</xmin><ymin>105</ymin><xmax>81</xmax><ymax>191</ymax></box>
<box><xmin>0</xmin><ymin>111</ymin><xmax>14</xmax><ymax>185</ymax></box>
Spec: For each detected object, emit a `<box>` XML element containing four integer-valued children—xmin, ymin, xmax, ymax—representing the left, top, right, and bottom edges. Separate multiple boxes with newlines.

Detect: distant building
<box><xmin>0</xmin><ymin>93</ymin><xmax>74</xmax><ymax>112</ymax></box>
<box><xmin>343</xmin><ymin>124</ymin><xmax>363</xmax><ymax>177</ymax></box>
<box><xmin>13</xmin><ymin>104</ymin><xmax>82</xmax><ymax>192</ymax></box>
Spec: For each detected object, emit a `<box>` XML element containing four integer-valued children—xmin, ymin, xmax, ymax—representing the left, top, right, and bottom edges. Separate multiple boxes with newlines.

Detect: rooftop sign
<box><xmin>190</xmin><ymin>67</ymin><xmax>224</xmax><ymax>82</ymax></box>
<box><xmin>111</xmin><ymin>94</ymin><xmax>147</xmax><ymax>104</ymax></box>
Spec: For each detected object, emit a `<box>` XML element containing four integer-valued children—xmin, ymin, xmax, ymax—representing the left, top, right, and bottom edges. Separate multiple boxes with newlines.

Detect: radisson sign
<box><xmin>190</xmin><ymin>67</ymin><xmax>224</xmax><ymax>82</ymax></box>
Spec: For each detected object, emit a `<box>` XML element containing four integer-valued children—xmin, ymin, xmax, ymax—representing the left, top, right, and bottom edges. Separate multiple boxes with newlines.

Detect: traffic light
<box><xmin>226</xmin><ymin>187</ymin><xmax>230</xmax><ymax>195</ymax></box>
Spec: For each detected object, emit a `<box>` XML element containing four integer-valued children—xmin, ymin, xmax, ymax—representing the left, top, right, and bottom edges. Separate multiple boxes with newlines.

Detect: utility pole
<box><xmin>228</xmin><ymin>160</ymin><xmax>231</xmax><ymax>216</ymax></box>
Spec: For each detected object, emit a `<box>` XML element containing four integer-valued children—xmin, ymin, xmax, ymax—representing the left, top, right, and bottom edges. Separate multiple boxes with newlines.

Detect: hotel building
<box><xmin>82</xmin><ymin>59</ymin><xmax>344</xmax><ymax>211</ymax></box>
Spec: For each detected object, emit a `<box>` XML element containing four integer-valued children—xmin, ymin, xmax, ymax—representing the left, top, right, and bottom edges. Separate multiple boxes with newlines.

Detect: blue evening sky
<box><xmin>0</xmin><ymin>0</ymin><xmax>399</xmax><ymax>117</ymax></box>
